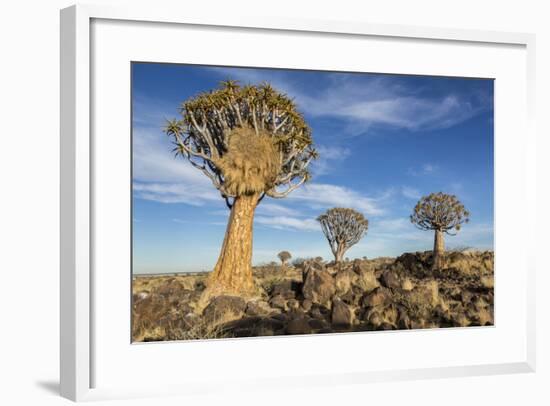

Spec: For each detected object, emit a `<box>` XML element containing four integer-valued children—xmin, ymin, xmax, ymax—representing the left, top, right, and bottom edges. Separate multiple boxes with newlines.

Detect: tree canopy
<box><xmin>317</xmin><ymin>208</ymin><xmax>369</xmax><ymax>261</ymax></box>
<box><xmin>164</xmin><ymin>80</ymin><xmax>318</xmax><ymax>208</ymax></box>
<box><xmin>410</xmin><ymin>192</ymin><xmax>470</xmax><ymax>235</ymax></box>
<box><xmin>277</xmin><ymin>251</ymin><xmax>292</xmax><ymax>264</ymax></box>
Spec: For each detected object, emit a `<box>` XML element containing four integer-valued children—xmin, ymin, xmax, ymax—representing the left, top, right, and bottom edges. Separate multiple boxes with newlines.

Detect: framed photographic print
<box><xmin>60</xmin><ymin>4</ymin><xmax>536</xmax><ymax>402</ymax></box>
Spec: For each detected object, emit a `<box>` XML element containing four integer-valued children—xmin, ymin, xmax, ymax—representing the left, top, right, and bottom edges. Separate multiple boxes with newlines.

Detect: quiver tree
<box><xmin>410</xmin><ymin>192</ymin><xmax>470</xmax><ymax>270</ymax></box>
<box><xmin>317</xmin><ymin>208</ymin><xmax>369</xmax><ymax>263</ymax></box>
<box><xmin>277</xmin><ymin>251</ymin><xmax>292</xmax><ymax>266</ymax></box>
<box><xmin>165</xmin><ymin>81</ymin><xmax>317</xmax><ymax>298</ymax></box>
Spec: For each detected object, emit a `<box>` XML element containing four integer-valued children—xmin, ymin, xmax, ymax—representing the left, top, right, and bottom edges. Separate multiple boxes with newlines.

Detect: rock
<box><xmin>271</xmin><ymin>280</ymin><xmax>297</xmax><ymax>299</ymax></box>
<box><xmin>271</xmin><ymin>312</ymin><xmax>289</xmax><ymax>322</ymax></box>
<box><xmin>302</xmin><ymin>299</ymin><xmax>313</xmax><ymax>312</ymax></box>
<box><xmin>334</xmin><ymin>269</ymin><xmax>358</xmax><ymax>295</ymax></box>
<box><xmin>287</xmin><ymin>298</ymin><xmax>300</xmax><ymax>310</ymax></box>
<box><xmin>355</xmin><ymin>269</ymin><xmax>380</xmax><ymax>293</ymax></box>
<box><xmin>480</xmin><ymin>275</ymin><xmax>494</xmax><ymax>289</ymax></box>
<box><xmin>452</xmin><ymin>312</ymin><xmax>470</xmax><ymax>327</ymax></box>
<box><xmin>156</xmin><ymin>279</ymin><xmax>185</xmax><ymax>297</ymax></box>
<box><xmin>353</xmin><ymin>261</ymin><xmax>375</xmax><ymax>274</ymax></box>
<box><xmin>308</xmin><ymin>318</ymin><xmax>328</xmax><ymax>330</ymax></box>
<box><xmin>367</xmin><ymin>311</ymin><xmax>383</xmax><ymax>327</ymax></box>
<box><xmin>477</xmin><ymin>307</ymin><xmax>494</xmax><ymax>325</ymax></box>
<box><xmin>286</xmin><ymin>317</ymin><xmax>313</xmax><ymax>335</ymax></box>
<box><xmin>302</xmin><ymin>269</ymin><xmax>336</xmax><ymax>307</ymax></box>
<box><xmin>245</xmin><ymin>300</ymin><xmax>273</xmax><ymax>317</ymax></box>
<box><xmin>331</xmin><ymin>297</ymin><xmax>354</xmax><ymax>327</ymax></box>
<box><xmin>401</xmin><ymin>278</ymin><xmax>414</xmax><ymax>291</ymax></box>
<box><xmin>202</xmin><ymin>295</ymin><xmax>246</xmax><ymax>324</ymax></box>
<box><xmin>381</xmin><ymin>270</ymin><xmax>401</xmax><ymax>289</ymax></box>
<box><xmin>397</xmin><ymin>309</ymin><xmax>411</xmax><ymax>329</ymax></box>
<box><xmin>269</xmin><ymin>294</ymin><xmax>287</xmax><ymax>311</ymax></box>
<box><xmin>362</xmin><ymin>287</ymin><xmax>390</xmax><ymax>307</ymax></box>
<box><xmin>310</xmin><ymin>305</ymin><xmax>329</xmax><ymax>320</ymax></box>
<box><xmin>396</xmin><ymin>252</ymin><xmax>426</xmax><ymax>271</ymax></box>
<box><xmin>415</xmin><ymin>280</ymin><xmax>439</xmax><ymax>307</ymax></box>
<box><xmin>134</xmin><ymin>291</ymin><xmax>149</xmax><ymax>301</ymax></box>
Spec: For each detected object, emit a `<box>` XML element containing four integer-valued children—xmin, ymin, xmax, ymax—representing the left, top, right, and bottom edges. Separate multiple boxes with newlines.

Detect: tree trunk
<box><xmin>432</xmin><ymin>229</ymin><xmax>445</xmax><ymax>270</ymax></box>
<box><xmin>204</xmin><ymin>193</ymin><xmax>259</xmax><ymax>298</ymax></box>
<box><xmin>334</xmin><ymin>244</ymin><xmax>346</xmax><ymax>263</ymax></box>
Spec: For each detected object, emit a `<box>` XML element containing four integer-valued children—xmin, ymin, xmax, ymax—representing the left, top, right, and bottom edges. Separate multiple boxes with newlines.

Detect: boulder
<box><xmin>301</xmin><ymin>299</ymin><xmax>313</xmax><ymax>312</ymax></box>
<box><xmin>302</xmin><ymin>269</ymin><xmax>336</xmax><ymax>307</ymax></box>
<box><xmin>202</xmin><ymin>295</ymin><xmax>246</xmax><ymax>324</ymax></box>
<box><xmin>477</xmin><ymin>307</ymin><xmax>494</xmax><ymax>326</ymax></box>
<box><xmin>156</xmin><ymin>279</ymin><xmax>185</xmax><ymax>297</ymax></box>
<box><xmin>269</xmin><ymin>294</ymin><xmax>287</xmax><ymax>311</ymax></box>
<box><xmin>334</xmin><ymin>269</ymin><xmax>358</xmax><ymax>295</ymax></box>
<box><xmin>414</xmin><ymin>280</ymin><xmax>439</xmax><ymax>307</ymax></box>
<box><xmin>286</xmin><ymin>317</ymin><xmax>313</xmax><ymax>335</ymax></box>
<box><xmin>362</xmin><ymin>287</ymin><xmax>391</xmax><ymax>307</ymax></box>
<box><xmin>381</xmin><ymin>270</ymin><xmax>401</xmax><ymax>289</ymax></box>
<box><xmin>271</xmin><ymin>280</ymin><xmax>297</xmax><ymax>299</ymax></box>
<box><xmin>331</xmin><ymin>297</ymin><xmax>354</xmax><ymax>327</ymax></box>
<box><xmin>355</xmin><ymin>269</ymin><xmax>380</xmax><ymax>293</ymax></box>
<box><xmin>308</xmin><ymin>318</ymin><xmax>329</xmax><ymax>330</ymax></box>
<box><xmin>287</xmin><ymin>298</ymin><xmax>300</xmax><ymax>310</ymax></box>
<box><xmin>480</xmin><ymin>275</ymin><xmax>494</xmax><ymax>289</ymax></box>
<box><xmin>245</xmin><ymin>300</ymin><xmax>274</xmax><ymax>317</ymax></box>
<box><xmin>401</xmin><ymin>278</ymin><xmax>414</xmax><ymax>291</ymax></box>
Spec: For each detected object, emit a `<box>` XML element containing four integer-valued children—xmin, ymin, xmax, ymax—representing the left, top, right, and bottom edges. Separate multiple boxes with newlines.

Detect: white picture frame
<box><xmin>60</xmin><ymin>4</ymin><xmax>537</xmax><ymax>402</ymax></box>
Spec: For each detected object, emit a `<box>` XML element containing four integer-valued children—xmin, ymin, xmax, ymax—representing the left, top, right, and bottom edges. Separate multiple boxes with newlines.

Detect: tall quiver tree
<box><xmin>410</xmin><ymin>192</ymin><xmax>470</xmax><ymax>270</ymax></box>
<box><xmin>317</xmin><ymin>208</ymin><xmax>369</xmax><ymax>263</ymax></box>
<box><xmin>165</xmin><ymin>81</ymin><xmax>317</xmax><ymax>298</ymax></box>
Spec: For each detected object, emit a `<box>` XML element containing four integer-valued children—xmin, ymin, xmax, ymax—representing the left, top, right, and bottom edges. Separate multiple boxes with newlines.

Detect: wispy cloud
<box><xmin>311</xmin><ymin>145</ymin><xmax>351</xmax><ymax>176</ymax></box>
<box><xmin>255</xmin><ymin>216</ymin><xmax>319</xmax><ymax>232</ymax></box>
<box><xmin>401</xmin><ymin>186</ymin><xmax>421</xmax><ymax>200</ymax></box>
<box><xmin>256</xmin><ymin>203</ymin><xmax>301</xmax><ymax>217</ymax></box>
<box><xmin>408</xmin><ymin>163</ymin><xmax>438</xmax><ymax>176</ymax></box>
<box><xmin>133</xmin><ymin>128</ymin><xmax>223</xmax><ymax>205</ymax></box>
<box><xmin>208</xmin><ymin>67</ymin><xmax>491</xmax><ymax>134</ymax></box>
<box><xmin>172</xmin><ymin>218</ymin><xmax>226</xmax><ymax>226</ymax></box>
<box><xmin>287</xmin><ymin>183</ymin><xmax>386</xmax><ymax>215</ymax></box>
<box><xmin>133</xmin><ymin>182</ymin><xmax>219</xmax><ymax>205</ymax></box>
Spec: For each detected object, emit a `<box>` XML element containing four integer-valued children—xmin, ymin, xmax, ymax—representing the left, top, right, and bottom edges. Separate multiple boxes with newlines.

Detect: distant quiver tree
<box><xmin>164</xmin><ymin>80</ymin><xmax>317</xmax><ymax>298</ymax></box>
<box><xmin>277</xmin><ymin>251</ymin><xmax>292</xmax><ymax>266</ymax></box>
<box><xmin>317</xmin><ymin>208</ymin><xmax>369</xmax><ymax>263</ymax></box>
<box><xmin>410</xmin><ymin>192</ymin><xmax>470</xmax><ymax>270</ymax></box>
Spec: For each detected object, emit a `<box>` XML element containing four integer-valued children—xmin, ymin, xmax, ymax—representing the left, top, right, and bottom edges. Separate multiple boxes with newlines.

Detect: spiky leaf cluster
<box><xmin>410</xmin><ymin>192</ymin><xmax>470</xmax><ymax>235</ymax></box>
<box><xmin>164</xmin><ymin>80</ymin><xmax>317</xmax><ymax>206</ymax></box>
<box><xmin>317</xmin><ymin>208</ymin><xmax>369</xmax><ymax>257</ymax></box>
<box><xmin>277</xmin><ymin>251</ymin><xmax>292</xmax><ymax>264</ymax></box>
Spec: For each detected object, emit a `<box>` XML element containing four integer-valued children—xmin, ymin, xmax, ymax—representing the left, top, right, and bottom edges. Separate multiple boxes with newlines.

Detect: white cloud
<box><xmin>401</xmin><ymin>186</ymin><xmax>421</xmax><ymax>200</ymax></box>
<box><xmin>408</xmin><ymin>163</ymin><xmax>438</xmax><ymax>176</ymax></box>
<box><xmin>255</xmin><ymin>216</ymin><xmax>319</xmax><ymax>232</ymax></box>
<box><xmin>173</xmin><ymin>218</ymin><xmax>227</xmax><ymax>226</ymax></box>
<box><xmin>423</xmin><ymin>164</ymin><xmax>435</xmax><ymax>173</ymax></box>
<box><xmin>256</xmin><ymin>203</ymin><xmax>301</xmax><ymax>217</ymax></box>
<box><xmin>287</xmin><ymin>183</ymin><xmax>385</xmax><ymax>215</ymax></box>
<box><xmin>132</xmin><ymin>128</ymin><xmax>223</xmax><ymax>205</ymax></box>
<box><xmin>208</xmin><ymin>68</ymin><xmax>491</xmax><ymax>133</ymax></box>
<box><xmin>133</xmin><ymin>182</ymin><xmax>219</xmax><ymax>205</ymax></box>
<box><xmin>311</xmin><ymin>145</ymin><xmax>351</xmax><ymax>176</ymax></box>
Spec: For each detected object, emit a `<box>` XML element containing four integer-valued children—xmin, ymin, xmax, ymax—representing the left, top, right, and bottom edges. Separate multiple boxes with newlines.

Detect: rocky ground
<box><xmin>132</xmin><ymin>250</ymin><xmax>494</xmax><ymax>342</ymax></box>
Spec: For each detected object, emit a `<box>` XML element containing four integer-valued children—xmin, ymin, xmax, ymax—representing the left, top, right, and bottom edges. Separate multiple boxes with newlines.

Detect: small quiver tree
<box><xmin>164</xmin><ymin>81</ymin><xmax>317</xmax><ymax>299</ymax></box>
<box><xmin>277</xmin><ymin>251</ymin><xmax>292</xmax><ymax>267</ymax></box>
<box><xmin>317</xmin><ymin>208</ymin><xmax>369</xmax><ymax>263</ymax></box>
<box><xmin>410</xmin><ymin>192</ymin><xmax>470</xmax><ymax>270</ymax></box>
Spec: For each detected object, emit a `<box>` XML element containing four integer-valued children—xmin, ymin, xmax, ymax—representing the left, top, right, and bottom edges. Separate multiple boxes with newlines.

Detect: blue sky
<box><xmin>132</xmin><ymin>63</ymin><xmax>494</xmax><ymax>274</ymax></box>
